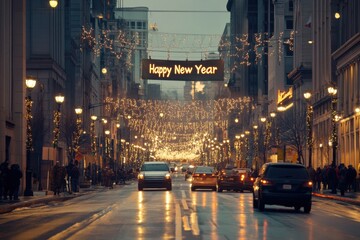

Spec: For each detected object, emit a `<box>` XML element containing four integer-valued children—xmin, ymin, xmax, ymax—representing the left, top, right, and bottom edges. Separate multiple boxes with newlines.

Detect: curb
<box><xmin>0</xmin><ymin>194</ymin><xmax>81</xmax><ymax>214</ymax></box>
<box><xmin>312</xmin><ymin>192</ymin><xmax>360</xmax><ymax>206</ymax></box>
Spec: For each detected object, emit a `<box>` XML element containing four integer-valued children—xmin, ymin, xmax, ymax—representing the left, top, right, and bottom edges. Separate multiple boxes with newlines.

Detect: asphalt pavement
<box><xmin>0</xmin><ymin>185</ymin><xmax>359</xmax><ymax>214</ymax></box>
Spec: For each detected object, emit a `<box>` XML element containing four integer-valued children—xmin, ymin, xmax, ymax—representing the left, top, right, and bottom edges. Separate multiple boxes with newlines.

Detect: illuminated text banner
<box><xmin>141</xmin><ymin>59</ymin><xmax>224</xmax><ymax>81</ymax></box>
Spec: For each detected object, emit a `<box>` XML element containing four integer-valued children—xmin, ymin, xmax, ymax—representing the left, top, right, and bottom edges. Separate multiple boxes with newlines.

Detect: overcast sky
<box><xmin>121</xmin><ymin>0</ymin><xmax>230</xmax><ymax>96</ymax></box>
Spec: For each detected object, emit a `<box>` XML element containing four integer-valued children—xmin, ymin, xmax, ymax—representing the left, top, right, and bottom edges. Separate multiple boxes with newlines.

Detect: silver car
<box><xmin>138</xmin><ymin>161</ymin><xmax>172</xmax><ymax>191</ymax></box>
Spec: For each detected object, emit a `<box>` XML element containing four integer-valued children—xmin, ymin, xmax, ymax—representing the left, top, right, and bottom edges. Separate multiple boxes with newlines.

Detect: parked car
<box><xmin>138</xmin><ymin>161</ymin><xmax>172</xmax><ymax>191</ymax></box>
<box><xmin>191</xmin><ymin>166</ymin><xmax>217</xmax><ymax>191</ymax></box>
<box><xmin>253</xmin><ymin>163</ymin><xmax>313</xmax><ymax>213</ymax></box>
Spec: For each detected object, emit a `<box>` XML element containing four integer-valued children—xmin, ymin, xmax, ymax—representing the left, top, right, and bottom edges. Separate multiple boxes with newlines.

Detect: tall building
<box><xmin>0</xmin><ymin>0</ymin><xmax>27</xmax><ymax>193</ymax></box>
<box><xmin>333</xmin><ymin>1</ymin><xmax>360</xmax><ymax>169</ymax></box>
<box><xmin>114</xmin><ymin>7</ymin><xmax>149</xmax><ymax>99</ymax></box>
<box><xmin>311</xmin><ymin>0</ymin><xmax>341</xmax><ymax>168</ymax></box>
<box><xmin>287</xmin><ymin>0</ymin><xmax>313</xmax><ymax>166</ymax></box>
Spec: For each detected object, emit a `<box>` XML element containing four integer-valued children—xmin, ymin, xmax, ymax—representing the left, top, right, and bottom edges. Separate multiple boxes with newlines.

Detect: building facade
<box><xmin>0</xmin><ymin>0</ymin><xmax>27</xmax><ymax>193</ymax></box>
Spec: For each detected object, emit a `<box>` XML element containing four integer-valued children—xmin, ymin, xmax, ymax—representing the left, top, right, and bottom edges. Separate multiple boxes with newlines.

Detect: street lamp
<box><xmin>24</xmin><ymin>76</ymin><xmax>37</xmax><ymax>196</ymax></box>
<box><xmin>49</xmin><ymin>0</ymin><xmax>58</xmax><ymax>8</ymax></box>
<box><xmin>52</xmin><ymin>94</ymin><xmax>65</xmax><ymax>148</ymax></box>
<box><xmin>304</xmin><ymin>91</ymin><xmax>313</xmax><ymax>167</ymax></box>
<box><xmin>327</xmin><ymin>85</ymin><xmax>338</xmax><ymax>167</ymax></box>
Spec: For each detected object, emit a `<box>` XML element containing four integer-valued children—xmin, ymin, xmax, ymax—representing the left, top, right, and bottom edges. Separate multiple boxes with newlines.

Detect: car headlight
<box><xmin>165</xmin><ymin>173</ymin><xmax>171</xmax><ymax>179</ymax></box>
<box><xmin>138</xmin><ymin>173</ymin><xmax>144</xmax><ymax>180</ymax></box>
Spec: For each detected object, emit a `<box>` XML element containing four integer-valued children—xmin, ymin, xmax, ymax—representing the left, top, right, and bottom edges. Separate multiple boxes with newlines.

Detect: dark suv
<box><xmin>253</xmin><ymin>163</ymin><xmax>313</xmax><ymax>213</ymax></box>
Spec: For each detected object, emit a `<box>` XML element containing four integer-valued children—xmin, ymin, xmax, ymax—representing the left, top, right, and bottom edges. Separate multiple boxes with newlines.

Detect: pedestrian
<box><xmin>346</xmin><ymin>165</ymin><xmax>357</xmax><ymax>192</ymax></box>
<box><xmin>321</xmin><ymin>165</ymin><xmax>328</xmax><ymax>190</ymax></box>
<box><xmin>0</xmin><ymin>159</ymin><xmax>10</xmax><ymax>200</ymax></box>
<box><xmin>328</xmin><ymin>164</ymin><xmax>338</xmax><ymax>194</ymax></box>
<box><xmin>307</xmin><ymin>166</ymin><xmax>316</xmax><ymax>191</ymax></box>
<box><xmin>8</xmin><ymin>164</ymin><xmax>22</xmax><ymax>201</ymax></box>
<box><xmin>71</xmin><ymin>160</ymin><xmax>80</xmax><ymax>192</ymax></box>
<box><xmin>315</xmin><ymin>167</ymin><xmax>322</xmax><ymax>191</ymax></box>
<box><xmin>338</xmin><ymin>164</ymin><xmax>347</xmax><ymax>196</ymax></box>
<box><xmin>52</xmin><ymin>161</ymin><xmax>66</xmax><ymax>195</ymax></box>
<box><xmin>66</xmin><ymin>161</ymin><xmax>75</xmax><ymax>193</ymax></box>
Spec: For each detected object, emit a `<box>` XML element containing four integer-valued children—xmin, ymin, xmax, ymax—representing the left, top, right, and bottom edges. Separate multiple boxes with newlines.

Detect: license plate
<box><xmin>283</xmin><ymin>184</ymin><xmax>292</xmax><ymax>190</ymax></box>
<box><xmin>228</xmin><ymin>178</ymin><xmax>234</xmax><ymax>181</ymax></box>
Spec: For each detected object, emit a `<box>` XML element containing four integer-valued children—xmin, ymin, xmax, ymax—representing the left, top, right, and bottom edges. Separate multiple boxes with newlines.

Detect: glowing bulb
<box><xmin>49</xmin><ymin>0</ymin><xmax>58</xmax><ymax>8</ymax></box>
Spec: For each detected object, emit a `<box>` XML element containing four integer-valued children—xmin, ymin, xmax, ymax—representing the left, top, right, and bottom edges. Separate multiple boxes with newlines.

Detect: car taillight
<box><xmin>193</xmin><ymin>173</ymin><xmax>200</xmax><ymax>177</ymax></box>
<box><xmin>250</xmin><ymin>177</ymin><xmax>254</xmax><ymax>181</ymax></box>
<box><xmin>303</xmin><ymin>181</ymin><xmax>313</xmax><ymax>188</ymax></box>
<box><xmin>260</xmin><ymin>179</ymin><xmax>272</xmax><ymax>186</ymax></box>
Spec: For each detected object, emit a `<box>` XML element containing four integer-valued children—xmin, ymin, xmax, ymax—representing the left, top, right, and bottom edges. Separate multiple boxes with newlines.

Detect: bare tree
<box><xmin>276</xmin><ymin>109</ymin><xmax>307</xmax><ymax>164</ymax></box>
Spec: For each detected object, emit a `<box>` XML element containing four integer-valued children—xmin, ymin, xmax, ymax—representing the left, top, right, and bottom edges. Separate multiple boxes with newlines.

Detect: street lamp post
<box><xmin>24</xmin><ymin>76</ymin><xmax>37</xmax><ymax>196</ymax></box>
<box><xmin>73</xmin><ymin>107</ymin><xmax>83</xmax><ymax>161</ymax></box>
<box><xmin>327</xmin><ymin>86</ymin><xmax>338</xmax><ymax>167</ymax></box>
<box><xmin>53</xmin><ymin>94</ymin><xmax>65</xmax><ymax>148</ymax></box>
<box><xmin>304</xmin><ymin>91</ymin><xmax>313</xmax><ymax>167</ymax></box>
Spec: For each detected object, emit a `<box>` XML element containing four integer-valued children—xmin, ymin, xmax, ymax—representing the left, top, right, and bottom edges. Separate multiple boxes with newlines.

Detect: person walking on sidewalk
<box><xmin>328</xmin><ymin>164</ymin><xmax>338</xmax><ymax>194</ymax></box>
<box><xmin>0</xmin><ymin>159</ymin><xmax>10</xmax><ymax>200</ymax></box>
<box><xmin>338</xmin><ymin>164</ymin><xmax>347</xmax><ymax>196</ymax></box>
<box><xmin>71</xmin><ymin>160</ymin><xmax>80</xmax><ymax>193</ymax></box>
<box><xmin>8</xmin><ymin>164</ymin><xmax>22</xmax><ymax>200</ymax></box>
<box><xmin>315</xmin><ymin>167</ymin><xmax>322</xmax><ymax>191</ymax></box>
<box><xmin>346</xmin><ymin>165</ymin><xmax>357</xmax><ymax>192</ymax></box>
<box><xmin>52</xmin><ymin>161</ymin><xmax>66</xmax><ymax>195</ymax></box>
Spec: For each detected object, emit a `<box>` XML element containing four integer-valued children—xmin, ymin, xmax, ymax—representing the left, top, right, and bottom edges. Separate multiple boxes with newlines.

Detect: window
<box><xmin>286</xmin><ymin>18</ymin><xmax>293</xmax><ymax>29</ymax></box>
<box><xmin>289</xmin><ymin>1</ymin><xmax>293</xmax><ymax>11</ymax></box>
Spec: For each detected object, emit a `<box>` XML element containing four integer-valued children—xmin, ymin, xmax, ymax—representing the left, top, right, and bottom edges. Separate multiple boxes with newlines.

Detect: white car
<box><xmin>138</xmin><ymin>162</ymin><xmax>172</xmax><ymax>191</ymax></box>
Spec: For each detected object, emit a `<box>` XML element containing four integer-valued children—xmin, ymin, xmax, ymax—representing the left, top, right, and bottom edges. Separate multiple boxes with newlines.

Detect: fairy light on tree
<box><xmin>52</xmin><ymin>94</ymin><xmax>64</xmax><ymax>148</ymax></box>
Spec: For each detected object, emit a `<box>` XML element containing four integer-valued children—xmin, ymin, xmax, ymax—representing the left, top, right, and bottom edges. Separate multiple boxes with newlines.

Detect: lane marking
<box><xmin>182</xmin><ymin>216</ymin><xmax>192</xmax><ymax>231</ymax></box>
<box><xmin>49</xmin><ymin>204</ymin><xmax>116</xmax><ymax>240</ymax></box>
<box><xmin>182</xmin><ymin>199</ymin><xmax>189</xmax><ymax>210</ymax></box>
<box><xmin>175</xmin><ymin>203</ymin><xmax>182</xmax><ymax>240</ymax></box>
<box><xmin>190</xmin><ymin>212</ymin><xmax>200</xmax><ymax>236</ymax></box>
<box><xmin>181</xmin><ymin>190</ymin><xmax>186</xmax><ymax>199</ymax></box>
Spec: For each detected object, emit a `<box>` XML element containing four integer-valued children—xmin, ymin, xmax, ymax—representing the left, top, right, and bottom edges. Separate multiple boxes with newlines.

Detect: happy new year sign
<box><xmin>141</xmin><ymin>59</ymin><xmax>224</xmax><ymax>81</ymax></box>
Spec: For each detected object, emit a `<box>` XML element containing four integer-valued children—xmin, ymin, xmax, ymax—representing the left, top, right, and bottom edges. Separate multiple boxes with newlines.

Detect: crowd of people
<box><xmin>307</xmin><ymin>163</ymin><xmax>358</xmax><ymax>196</ymax></box>
<box><xmin>0</xmin><ymin>159</ymin><xmax>23</xmax><ymax>201</ymax></box>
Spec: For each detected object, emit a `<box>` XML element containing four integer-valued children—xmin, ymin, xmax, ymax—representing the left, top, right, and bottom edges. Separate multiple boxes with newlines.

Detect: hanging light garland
<box><xmin>52</xmin><ymin>110</ymin><xmax>61</xmax><ymax>148</ymax></box>
<box><xmin>25</xmin><ymin>97</ymin><xmax>34</xmax><ymax>151</ymax></box>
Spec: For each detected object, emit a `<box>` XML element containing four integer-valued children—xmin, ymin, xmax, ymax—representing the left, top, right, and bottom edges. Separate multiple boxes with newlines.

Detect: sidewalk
<box><xmin>312</xmin><ymin>189</ymin><xmax>360</xmax><ymax>206</ymax></box>
<box><xmin>0</xmin><ymin>184</ymin><xmax>119</xmax><ymax>214</ymax></box>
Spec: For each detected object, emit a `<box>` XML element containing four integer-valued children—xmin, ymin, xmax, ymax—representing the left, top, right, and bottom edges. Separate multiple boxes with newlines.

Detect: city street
<box><xmin>0</xmin><ymin>174</ymin><xmax>359</xmax><ymax>240</ymax></box>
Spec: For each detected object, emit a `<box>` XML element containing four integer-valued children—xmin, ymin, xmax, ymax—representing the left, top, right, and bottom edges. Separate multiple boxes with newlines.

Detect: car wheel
<box><xmin>191</xmin><ymin>186</ymin><xmax>196</xmax><ymax>191</ymax></box>
<box><xmin>212</xmin><ymin>187</ymin><xmax>216</xmax><ymax>191</ymax></box>
<box><xmin>304</xmin><ymin>202</ymin><xmax>312</xmax><ymax>213</ymax></box>
<box><xmin>294</xmin><ymin>205</ymin><xmax>301</xmax><ymax>212</ymax></box>
<box><xmin>258</xmin><ymin>196</ymin><xmax>265</xmax><ymax>211</ymax></box>
<box><xmin>253</xmin><ymin>194</ymin><xmax>258</xmax><ymax>208</ymax></box>
<box><xmin>138</xmin><ymin>185</ymin><xmax>143</xmax><ymax>191</ymax></box>
<box><xmin>167</xmin><ymin>185</ymin><xmax>172</xmax><ymax>191</ymax></box>
<box><xmin>217</xmin><ymin>185</ymin><xmax>223</xmax><ymax>192</ymax></box>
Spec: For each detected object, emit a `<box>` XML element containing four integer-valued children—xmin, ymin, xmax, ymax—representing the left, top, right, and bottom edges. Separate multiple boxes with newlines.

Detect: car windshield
<box><xmin>141</xmin><ymin>164</ymin><xmax>169</xmax><ymax>171</ymax></box>
<box><xmin>195</xmin><ymin>166</ymin><xmax>214</xmax><ymax>174</ymax></box>
<box><xmin>266</xmin><ymin>165</ymin><xmax>309</xmax><ymax>179</ymax></box>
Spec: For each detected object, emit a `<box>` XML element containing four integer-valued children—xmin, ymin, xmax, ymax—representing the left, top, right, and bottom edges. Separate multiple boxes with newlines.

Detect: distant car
<box><xmin>191</xmin><ymin>166</ymin><xmax>217</xmax><ymax>191</ymax></box>
<box><xmin>233</xmin><ymin>168</ymin><xmax>255</xmax><ymax>192</ymax></box>
<box><xmin>138</xmin><ymin>161</ymin><xmax>172</xmax><ymax>191</ymax></box>
<box><xmin>185</xmin><ymin>165</ymin><xmax>195</xmax><ymax>180</ymax></box>
<box><xmin>253</xmin><ymin>163</ymin><xmax>312</xmax><ymax>213</ymax></box>
<box><xmin>216</xmin><ymin>167</ymin><xmax>248</xmax><ymax>192</ymax></box>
